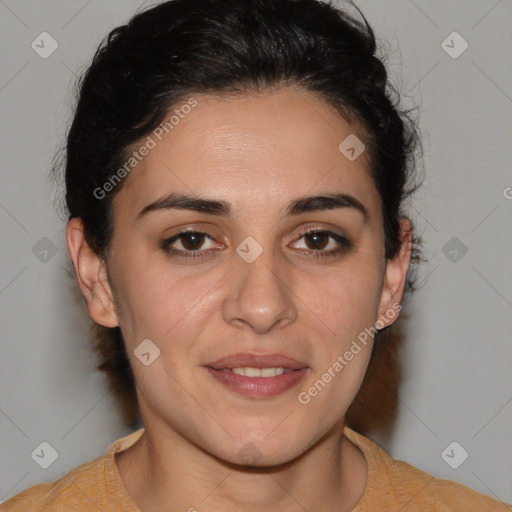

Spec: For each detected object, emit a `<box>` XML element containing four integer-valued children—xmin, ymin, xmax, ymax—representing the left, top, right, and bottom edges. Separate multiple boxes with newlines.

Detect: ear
<box><xmin>66</xmin><ymin>218</ymin><xmax>119</xmax><ymax>328</ymax></box>
<box><xmin>376</xmin><ymin>217</ymin><xmax>413</xmax><ymax>328</ymax></box>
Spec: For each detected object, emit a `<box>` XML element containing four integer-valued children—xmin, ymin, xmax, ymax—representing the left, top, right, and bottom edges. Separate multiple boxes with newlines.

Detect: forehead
<box><xmin>113</xmin><ymin>87</ymin><xmax>381</xmax><ymax>220</ymax></box>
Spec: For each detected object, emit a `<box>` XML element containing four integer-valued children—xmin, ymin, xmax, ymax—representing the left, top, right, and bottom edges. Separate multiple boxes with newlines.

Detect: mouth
<box><xmin>204</xmin><ymin>353</ymin><xmax>309</xmax><ymax>398</ymax></box>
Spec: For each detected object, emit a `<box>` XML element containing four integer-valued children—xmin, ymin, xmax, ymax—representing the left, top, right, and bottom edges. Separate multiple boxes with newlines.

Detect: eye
<box><xmin>291</xmin><ymin>229</ymin><xmax>353</xmax><ymax>257</ymax></box>
<box><xmin>161</xmin><ymin>228</ymin><xmax>353</xmax><ymax>260</ymax></box>
<box><xmin>161</xmin><ymin>230</ymin><xmax>220</xmax><ymax>258</ymax></box>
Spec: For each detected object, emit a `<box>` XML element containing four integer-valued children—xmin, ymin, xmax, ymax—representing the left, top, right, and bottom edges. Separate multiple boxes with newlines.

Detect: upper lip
<box><xmin>205</xmin><ymin>353</ymin><xmax>308</xmax><ymax>370</ymax></box>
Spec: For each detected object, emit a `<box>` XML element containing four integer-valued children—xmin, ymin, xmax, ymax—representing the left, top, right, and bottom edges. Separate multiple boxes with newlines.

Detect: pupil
<box><xmin>306</xmin><ymin>232</ymin><xmax>328</xmax><ymax>250</ymax></box>
<box><xmin>182</xmin><ymin>232</ymin><xmax>204</xmax><ymax>250</ymax></box>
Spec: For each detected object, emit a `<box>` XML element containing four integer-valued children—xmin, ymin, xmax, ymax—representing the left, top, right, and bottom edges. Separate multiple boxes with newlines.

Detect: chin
<box><xmin>224</xmin><ymin>445</ymin><xmax>301</xmax><ymax>469</ymax></box>
<box><xmin>222</xmin><ymin>431</ymin><xmax>310</xmax><ymax>468</ymax></box>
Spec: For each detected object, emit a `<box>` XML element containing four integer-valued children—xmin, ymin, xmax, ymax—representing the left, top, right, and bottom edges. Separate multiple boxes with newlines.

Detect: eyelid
<box><xmin>295</xmin><ymin>225</ymin><xmax>345</xmax><ymax>239</ymax></box>
<box><xmin>161</xmin><ymin>225</ymin><xmax>354</xmax><ymax>259</ymax></box>
<box><xmin>291</xmin><ymin>227</ymin><xmax>354</xmax><ymax>252</ymax></box>
<box><xmin>162</xmin><ymin>229</ymin><xmax>223</xmax><ymax>254</ymax></box>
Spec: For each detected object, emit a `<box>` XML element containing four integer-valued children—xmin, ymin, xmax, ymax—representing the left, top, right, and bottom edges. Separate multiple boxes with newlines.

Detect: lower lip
<box><xmin>205</xmin><ymin>367</ymin><xmax>309</xmax><ymax>398</ymax></box>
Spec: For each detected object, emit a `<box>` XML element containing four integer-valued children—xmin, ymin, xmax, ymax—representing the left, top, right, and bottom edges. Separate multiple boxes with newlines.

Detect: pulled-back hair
<box><xmin>55</xmin><ymin>0</ymin><xmax>424</xmax><ymax>429</ymax></box>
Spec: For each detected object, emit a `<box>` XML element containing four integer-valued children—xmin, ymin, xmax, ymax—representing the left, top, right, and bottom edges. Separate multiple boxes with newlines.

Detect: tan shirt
<box><xmin>2</xmin><ymin>426</ymin><xmax>510</xmax><ymax>511</ymax></box>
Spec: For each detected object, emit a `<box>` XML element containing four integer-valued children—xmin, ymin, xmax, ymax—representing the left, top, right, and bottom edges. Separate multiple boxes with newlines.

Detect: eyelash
<box><xmin>161</xmin><ymin>228</ymin><xmax>354</xmax><ymax>260</ymax></box>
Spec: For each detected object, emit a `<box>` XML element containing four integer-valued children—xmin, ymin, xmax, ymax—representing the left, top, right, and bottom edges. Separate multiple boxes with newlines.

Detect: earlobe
<box><xmin>377</xmin><ymin>217</ymin><xmax>413</xmax><ymax>327</ymax></box>
<box><xmin>66</xmin><ymin>218</ymin><xmax>119</xmax><ymax>328</ymax></box>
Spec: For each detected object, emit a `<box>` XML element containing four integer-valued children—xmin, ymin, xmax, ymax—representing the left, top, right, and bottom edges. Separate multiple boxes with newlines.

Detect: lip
<box><xmin>204</xmin><ymin>352</ymin><xmax>309</xmax><ymax>399</ymax></box>
<box><xmin>205</xmin><ymin>352</ymin><xmax>308</xmax><ymax>370</ymax></box>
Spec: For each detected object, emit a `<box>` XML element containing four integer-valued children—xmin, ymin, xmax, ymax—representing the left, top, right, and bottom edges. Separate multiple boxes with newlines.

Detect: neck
<box><xmin>116</xmin><ymin>418</ymin><xmax>367</xmax><ymax>512</ymax></box>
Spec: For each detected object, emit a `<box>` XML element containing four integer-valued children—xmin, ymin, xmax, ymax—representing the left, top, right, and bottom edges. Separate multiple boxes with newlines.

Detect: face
<box><xmin>69</xmin><ymin>87</ymin><xmax>410</xmax><ymax>466</ymax></box>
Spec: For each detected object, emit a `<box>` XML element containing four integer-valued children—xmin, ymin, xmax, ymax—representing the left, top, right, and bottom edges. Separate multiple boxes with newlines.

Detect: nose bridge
<box><xmin>221</xmin><ymin>239</ymin><xmax>297</xmax><ymax>333</ymax></box>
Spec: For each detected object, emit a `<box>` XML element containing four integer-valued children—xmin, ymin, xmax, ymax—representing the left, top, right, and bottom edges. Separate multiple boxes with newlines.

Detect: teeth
<box><xmin>261</xmin><ymin>367</ymin><xmax>286</xmax><ymax>377</ymax></box>
<box><xmin>231</xmin><ymin>367</ymin><xmax>285</xmax><ymax>377</ymax></box>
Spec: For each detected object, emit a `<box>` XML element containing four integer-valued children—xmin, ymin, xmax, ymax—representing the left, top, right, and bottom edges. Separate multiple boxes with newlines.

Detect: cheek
<box><xmin>293</xmin><ymin>265</ymin><xmax>381</xmax><ymax>421</ymax></box>
<box><xmin>112</xmin><ymin>254</ymin><xmax>222</xmax><ymax>345</ymax></box>
<box><xmin>302</xmin><ymin>258</ymin><xmax>383</xmax><ymax>339</ymax></box>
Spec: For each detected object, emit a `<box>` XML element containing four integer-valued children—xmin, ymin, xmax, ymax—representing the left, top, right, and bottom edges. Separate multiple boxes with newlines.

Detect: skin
<box><xmin>67</xmin><ymin>87</ymin><xmax>412</xmax><ymax>512</ymax></box>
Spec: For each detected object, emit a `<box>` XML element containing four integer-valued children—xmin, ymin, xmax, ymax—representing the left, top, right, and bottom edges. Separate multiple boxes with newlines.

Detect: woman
<box><xmin>2</xmin><ymin>0</ymin><xmax>510</xmax><ymax>510</ymax></box>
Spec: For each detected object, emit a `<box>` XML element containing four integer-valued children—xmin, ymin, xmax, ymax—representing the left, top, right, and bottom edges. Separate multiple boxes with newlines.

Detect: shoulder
<box><xmin>389</xmin><ymin>458</ymin><xmax>512</xmax><ymax>511</ymax></box>
<box><xmin>0</xmin><ymin>429</ymin><xmax>144</xmax><ymax>512</ymax></box>
<box><xmin>0</xmin><ymin>455</ymin><xmax>106</xmax><ymax>511</ymax></box>
<box><xmin>343</xmin><ymin>426</ymin><xmax>512</xmax><ymax>511</ymax></box>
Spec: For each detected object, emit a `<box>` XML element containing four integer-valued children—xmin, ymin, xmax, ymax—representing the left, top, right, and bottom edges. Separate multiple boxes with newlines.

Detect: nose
<box><xmin>221</xmin><ymin>245</ymin><xmax>297</xmax><ymax>334</ymax></box>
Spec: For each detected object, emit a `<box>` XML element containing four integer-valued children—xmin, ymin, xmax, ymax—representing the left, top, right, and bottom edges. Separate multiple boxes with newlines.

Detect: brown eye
<box><xmin>304</xmin><ymin>231</ymin><xmax>329</xmax><ymax>250</ymax></box>
<box><xmin>161</xmin><ymin>230</ymin><xmax>219</xmax><ymax>258</ymax></box>
<box><xmin>180</xmin><ymin>232</ymin><xmax>206</xmax><ymax>251</ymax></box>
<box><xmin>291</xmin><ymin>229</ymin><xmax>354</xmax><ymax>257</ymax></box>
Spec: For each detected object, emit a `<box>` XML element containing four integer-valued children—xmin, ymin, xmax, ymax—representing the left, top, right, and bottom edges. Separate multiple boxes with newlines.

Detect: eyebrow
<box><xmin>136</xmin><ymin>192</ymin><xmax>368</xmax><ymax>222</ymax></box>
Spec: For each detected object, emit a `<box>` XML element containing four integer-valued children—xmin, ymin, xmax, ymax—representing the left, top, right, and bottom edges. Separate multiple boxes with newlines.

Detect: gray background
<box><xmin>1</xmin><ymin>0</ymin><xmax>511</xmax><ymax>505</ymax></box>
